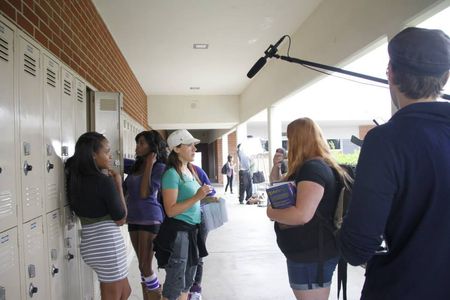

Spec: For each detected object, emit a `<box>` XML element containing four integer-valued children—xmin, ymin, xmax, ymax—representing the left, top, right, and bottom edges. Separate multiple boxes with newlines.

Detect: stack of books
<box><xmin>266</xmin><ymin>181</ymin><xmax>296</xmax><ymax>209</ymax></box>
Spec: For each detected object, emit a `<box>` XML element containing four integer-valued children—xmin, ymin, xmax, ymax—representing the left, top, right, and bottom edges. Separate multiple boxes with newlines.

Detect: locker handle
<box><xmin>0</xmin><ymin>167</ymin><xmax>2</xmax><ymax>174</ymax></box>
<box><xmin>66</xmin><ymin>252</ymin><xmax>74</xmax><ymax>261</ymax></box>
<box><xmin>46</xmin><ymin>160</ymin><xmax>54</xmax><ymax>173</ymax></box>
<box><xmin>51</xmin><ymin>265</ymin><xmax>59</xmax><ymax>277</ymax></box>
<box><xmin>23</xmin><ymin>161</ymin><xmax>33</xmax><ymax>175</ymax></box>
<box><xmin>28</xmin><ymin>283</ymin><xmax>38</xmax><ymax>297</ymax></box>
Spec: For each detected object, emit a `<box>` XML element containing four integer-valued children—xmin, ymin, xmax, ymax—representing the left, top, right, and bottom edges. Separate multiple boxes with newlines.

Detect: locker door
<box><xmin>18</xmin><ymin>36</ymin><xmax>44</xmax><ymax>222</ymax></box>
<box><xmin>23</xmin><ymin>217</ymin><xmax>48</xmax><ymax>299</ymax></box>
<box><xmin>0</xmin><ymin>227</ymin><xmax>21</xmax><ymax>300</ymax></box>
<box><xmin>43</xmin><ymin>54</ymin><xmax>62</xmax><ymax>213</ymax></box>
<box><xmin>46</xmin><ymin>210</ymin><xmax>64</xmax><ymax>300</ymax></box>
<box><xmin>93</xmin><ymin>92</ymin><xmax>123</xmax><ymax>175</ymax></box>
<box><xmin>75</xmin><ymin>78</ymin><xmax>87</xmax><ymax>137</ymax></box>
<box><xmin>63</xmin><ymin>206</ymin><xmax>81</xmax><ymax>300</ymax></box>
<box><xmin>0</xmin><ymin>21</ymin><xmax>18</xmax><ymax>232</ymax></box>
<box><xmin>60</xmin><ymin>68</ymin><xmax>75</xmax><ymax>206</ymax></box>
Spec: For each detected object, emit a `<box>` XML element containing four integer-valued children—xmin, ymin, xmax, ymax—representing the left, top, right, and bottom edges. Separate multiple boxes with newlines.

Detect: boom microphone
<box><xmin>247</xmin><ymin>35</ymin><xmax>288</xmax><ymax>79</ymax></box>
<box><xmin>247</xmin><ymin>57</ymin><xmax>267</xmax><ymax>79</ymax></box>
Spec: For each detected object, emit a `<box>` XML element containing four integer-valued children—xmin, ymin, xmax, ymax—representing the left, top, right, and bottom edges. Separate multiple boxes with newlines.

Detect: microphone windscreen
<box><xmin>247</xmin><ymin>57</ymin><xmax>267</xmax><ymax>78</ymax></box>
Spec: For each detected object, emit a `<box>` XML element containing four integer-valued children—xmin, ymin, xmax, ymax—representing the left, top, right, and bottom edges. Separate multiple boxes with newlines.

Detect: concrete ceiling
<box><xmin>92</xmin><ymin>0</ymin><xmax>322</xmax><ymax>96</ymax></box>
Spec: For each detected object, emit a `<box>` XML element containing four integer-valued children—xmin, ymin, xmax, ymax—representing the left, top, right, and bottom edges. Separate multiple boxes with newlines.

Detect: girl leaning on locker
<box><xmin>65</xmin><ymin>132</ymin><xmax>130</xmax><ymax>300</ymax></box>
<box><xmin>267</xmin><ymin>117</ymin><xmax>352</xmax><ymax>300</ymax></box>
<box><xmin>154</xmin><ymin>129</ymin><xmax>211</xmax><ymax>300</ymax></box>
<box><xmin>123</xmin><ymin>130</ymin><xmax>167</xmax><ymax>300</ymax></box>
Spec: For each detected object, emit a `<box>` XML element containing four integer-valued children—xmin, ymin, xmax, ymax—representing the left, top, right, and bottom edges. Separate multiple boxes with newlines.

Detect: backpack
<box><xmin>316</xmin><ymin>164</ymin><xmax>355</xmax><ymax>300</ymax></box>
<box><xmin>221</xmin><ymin>163</ymin><xmax>228</xmax><ymax>175</ymax></box>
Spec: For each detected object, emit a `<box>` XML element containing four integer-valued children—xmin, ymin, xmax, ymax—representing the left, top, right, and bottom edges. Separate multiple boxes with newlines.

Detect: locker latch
<box><xmin>23</xmin><ymin>161</ymin><xmax>33</xmax><ymax>175</ymax></box>
<box><xmin>61</xmin><ymin>146</ymin><xmax>69</xmax><ymax>157</ymax></box>
<box><xmin>51</xmin><ymin>265</ymin><xmax>59</xmax><ymax>277</ymax></box>
<box><xmin>65</xmin><ymin>252</ymin><xmax>74</xmax><ymax>261</ymax></box>
<box><xmin>0</xmin><ymin>167</ymin><xmax>2</xmax><ymax>174</ymax></box>
<box><xmin>46</xmin><ymin>160</ymin><xmax>54</xmax><ymax>172</ymax></box>
<box><xmin>28</xmin><ymin>283</ymin><xmax>38</xmax><ymax>297</ymax></box>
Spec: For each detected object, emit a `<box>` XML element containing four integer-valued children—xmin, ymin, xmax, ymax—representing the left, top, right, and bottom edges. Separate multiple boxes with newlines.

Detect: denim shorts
<box><xmin>286</xmin><ymin>257</ymin><xmax>339</xmax><ymax>290</ymax></box>
<box><xmin>162</xmin><ymin>231</ymin><xmax>197</xmax><ymax>300</ymax></box>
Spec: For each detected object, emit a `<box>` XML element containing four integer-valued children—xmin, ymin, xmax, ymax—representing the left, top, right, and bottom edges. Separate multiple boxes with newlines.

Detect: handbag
<box><xmin>252</xmin><ymin>170</ymin><xmax>265</xmax><ymax>183</ymax></box>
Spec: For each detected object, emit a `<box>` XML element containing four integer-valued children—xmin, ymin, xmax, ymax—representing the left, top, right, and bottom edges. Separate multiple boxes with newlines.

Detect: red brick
<box><xmin>48</xmin><ymin>40</ymin><xmax>60</xmax><ymax>56</ymax></box>
<box><xmin>0</xmin><ymin>0</ymin><xmax>17</xmax><ymax>22</ymax></box>
<box><xmin>22</xmin><ymin>3</ymin><xmax>38</xmax><ymax>24</ymax></box>
<box><xmin>52</xmin><ymin>33</ymin><xmax>63</xmax><ymax>48</ymax></box>
<box><xmin>34</xmin><ymin>28</ymin><xmax>48</xmax><ymax>47</ymax></box>
<box><xmin>23</xmin><ymin>0</ymin><xmax>33</xmax><ymax>10</ymax></box>
<box><xmin>17</xmin><ymin>13</ymin><xmax>34</xmax><ymax>35</ymax></box>
<box><xmin>5</xmin><ymin>0</ymin><xmax>21</xmax><ymax>12</ymax></box>
<box><xmin>38</xmin><ymin>0</ymin><xmax>52</xmax><ymax>18</ymax></box>
<box><xmin>39</xmin><ymin>19</ymin><xmax>52</xmax><ymax>37</ymax></box>
<box><xmin>34</xmin><ymin>3</ymin><xmax>48</xmax><ymax>24</ymax></box>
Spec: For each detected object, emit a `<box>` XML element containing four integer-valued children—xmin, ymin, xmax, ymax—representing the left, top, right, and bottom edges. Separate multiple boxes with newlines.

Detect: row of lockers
<box><xmin>0</xmin><ymin>15</ymin><xmax>97</xmax><ymax>300</ymax></box>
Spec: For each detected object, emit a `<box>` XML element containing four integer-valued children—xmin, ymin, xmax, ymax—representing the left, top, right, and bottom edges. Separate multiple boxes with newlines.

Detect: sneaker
<box><xmin>188</xmin><ymin>292</ymin><xmax>202</xmax><ymax>300</ymax></box>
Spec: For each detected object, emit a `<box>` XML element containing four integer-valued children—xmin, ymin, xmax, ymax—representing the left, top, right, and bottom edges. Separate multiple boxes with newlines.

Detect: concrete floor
<box><xmin>128</xmin><ymin>184</ymin><xmax>366</xmax><ymax>300</ymax></box>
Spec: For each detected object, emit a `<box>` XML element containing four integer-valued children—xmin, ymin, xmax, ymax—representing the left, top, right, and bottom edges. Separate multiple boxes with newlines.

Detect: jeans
<box><xmin>239</xmin><ymin>170</ymin><xmax>252</xmax><ymax>202</ymax></box>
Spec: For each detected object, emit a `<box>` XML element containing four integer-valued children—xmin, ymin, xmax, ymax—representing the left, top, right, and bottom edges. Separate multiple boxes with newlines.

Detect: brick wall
<box><xmin>215</xmin><ymin>138</ymin><xmax>223</xmax><ymax>184</ymax></box>
<box><xmin>0</xmin><ymin>0</ymin><xmax>148</xmax><ymax>127</ymax></box>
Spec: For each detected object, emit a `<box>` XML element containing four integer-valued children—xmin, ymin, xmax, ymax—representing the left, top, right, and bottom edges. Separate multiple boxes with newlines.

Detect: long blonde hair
<box><xmin>285</xmin><ymin>117</ymin><xmax>352</xmax><ymax>186</ymax></box>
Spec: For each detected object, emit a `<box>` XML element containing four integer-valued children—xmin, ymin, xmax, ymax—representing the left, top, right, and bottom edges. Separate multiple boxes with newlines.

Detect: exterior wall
<box><xmin>0</xmin><ymin>0</ymin><xmax>148</xmax><ymax>127</ymax></box>
<box><xmin>215</xmin><ymin>138</ymin><xmax>223</xmax><ymax>184</ymax></box>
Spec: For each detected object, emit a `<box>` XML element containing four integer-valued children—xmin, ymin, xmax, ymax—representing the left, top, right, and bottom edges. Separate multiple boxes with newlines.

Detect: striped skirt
<box><xmin>80</xmin><ymin>220</ymin><xmax>128</xmax><ymax>283</ymax></box>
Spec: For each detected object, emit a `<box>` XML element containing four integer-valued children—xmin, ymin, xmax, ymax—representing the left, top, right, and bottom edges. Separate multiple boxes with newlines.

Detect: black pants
<box><xmin>225</xmin><ymin>174</ymin><xmax>233</xmax><ymax>193</ymax></box>
<box><xmin>194</xmin><ymin>214</ymin><xmax>209</xmax><ymax>286</ymax></box>
<box><xmin>239</xmin><ymin>170</ymin><xmax>252</xmax><ymax>203</ymax></box>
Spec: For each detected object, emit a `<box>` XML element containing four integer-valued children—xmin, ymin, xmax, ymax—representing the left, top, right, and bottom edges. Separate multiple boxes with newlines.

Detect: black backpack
<box><xmin>316</xmin><ymin>164</ymin><xmax>355</xmax><ymax>300</ymax></box>
<box><xmin>221</xmin><ymin>163</ymin><xmax>228</xmax><ymax>175</ymax></box>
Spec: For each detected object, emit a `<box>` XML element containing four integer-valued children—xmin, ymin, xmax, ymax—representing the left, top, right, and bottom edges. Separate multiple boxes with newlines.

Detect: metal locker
<box><xmin>60</xmin><ymin>68</ymin><xmax>76</xmax><ymax>207</ymax></box>
<box><xmin>62</xmin><ymin>206</ymin><xmax>81</xmax><ymax>300</ymax></box>
<box><xmin>46</xmin><ymin>210</ymin><xmax>64</xmax><ymax>300</ymax></box>
<box><xmin>75</xmin><ymin>78</ymin><xmax>87</xmax><ymax>137</ymax></box>
<box><xmin>18</xmin><ymin>36</ymin><xmax>44</xmax><ymax>223</ymax></box>
<box><xmin>92</xmin><ymin>92</ymin><xmax>124</xmax><ymax>175</ymax></box>
<box><xmin>0</xmin><ymin>227</ymin><xmax>21</xmax><ymax>300</ymax></box>
<box><xmin>0</xmin><ymin>20</ymin><xmax>18</xmax><ymax>232</ymax></box>
<box><xmin>23</xmin><ymin>217</ymin><xmax>48</xmax><ymax>299</ymax></box>
<box><xmin>43</xmin><ymin>54</ymin><xmax>62</xmax><ymax>213</ymax></box>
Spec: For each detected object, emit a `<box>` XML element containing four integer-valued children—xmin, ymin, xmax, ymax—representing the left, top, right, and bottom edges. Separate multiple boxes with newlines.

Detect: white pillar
<box><xmin>268</xmin><ymin>105</ymin><xmax>282</xmax><ymax>170</ymax></box>
<box><xmin>236</xmin><ymin>122</ymin><xmax>248</xmax><ymax>146</ymax></box>
<box><xmin>221</xmin><ymin>134</ymin><xmax>228</xmax><ymax>182</ymax></box>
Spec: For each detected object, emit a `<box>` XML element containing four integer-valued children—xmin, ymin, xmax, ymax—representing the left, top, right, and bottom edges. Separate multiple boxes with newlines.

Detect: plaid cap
<box><xmin>388</xmin><ymin>27</ymin><xmax>450</xmax><ymax>76</ymax></box>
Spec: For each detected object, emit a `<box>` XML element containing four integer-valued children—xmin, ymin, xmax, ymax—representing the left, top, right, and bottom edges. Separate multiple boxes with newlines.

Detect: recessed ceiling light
<box><xmin>193</xmin><ymin>43</ymin><xmax>208</xmax><ymax>49</ymax></box>
<box><xmin>190</xmin><ymin>87</ymin><xmax>200</xmax><ymax>90</ymax></box>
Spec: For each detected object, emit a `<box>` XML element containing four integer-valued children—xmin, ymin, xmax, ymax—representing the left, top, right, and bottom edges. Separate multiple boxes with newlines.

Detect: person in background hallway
<box><xmin>270</xmin><ymin>148</ymin><xmax>288</xmax><ymax>183</ymax></box>
<box><xmin>224</xmin><ymin>155</ymin><xmax>235</xmax><ymax>194</ymax></box>
<box><xmin>155</xmin><ymin>129</ymin><xmax>210</xmax><ymax>300</ymax></box>
<box><xmin>338</xmin><ymin>27</ymin><xmax>450</xmax><ymax>300</ymax></box>
<box><xmin>65</xmin><ymin>132</ymin><xmax>130</xmax><ymax>300</ymax></box>
<box><xmin>267</xmin><ymin>118</ymin><xmax>352</xmax><ymax>300</ymax></box>
<box><xmin>237</xmin><ymin>143</ymin><xmax>252</xmax><ymax>204</ymax></box>
<box><xmin>123</xmin><ymin>131</ymin><xmax>167</xmax><ymax>300</ymax></box>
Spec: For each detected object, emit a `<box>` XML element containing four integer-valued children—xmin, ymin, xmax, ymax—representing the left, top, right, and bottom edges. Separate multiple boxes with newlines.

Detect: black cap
<box><xmin>388</xmin><ymin>27</ymin><xmax>450</xmax><ymax>76</ymax></box>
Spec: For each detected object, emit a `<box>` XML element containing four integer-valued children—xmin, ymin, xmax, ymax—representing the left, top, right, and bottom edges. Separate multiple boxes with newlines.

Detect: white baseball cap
<box><xmin>167</xmin><ymin>129</ymin><xmax>200</xmax><ymax>150</ymax></box>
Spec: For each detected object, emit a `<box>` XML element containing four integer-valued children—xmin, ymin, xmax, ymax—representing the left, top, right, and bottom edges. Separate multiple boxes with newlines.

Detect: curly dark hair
<box><xmin>131</xmin><ymin>130</ymin><xmax>168</xmax><ymax>174</ymax></box>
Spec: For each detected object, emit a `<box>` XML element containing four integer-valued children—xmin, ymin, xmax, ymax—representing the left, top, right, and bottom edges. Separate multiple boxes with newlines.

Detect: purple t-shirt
<box><xmin>125</xmin><ymin>162</ymin><xmax>165</xmax><ymax>225</ymax></box>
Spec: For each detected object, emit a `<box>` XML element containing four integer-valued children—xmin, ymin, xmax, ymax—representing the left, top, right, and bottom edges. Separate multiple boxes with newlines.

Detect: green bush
<box><xmin>332</xmin><ymin>149</ymin><xmax>360</xmax><ymax>166</ymax></box>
